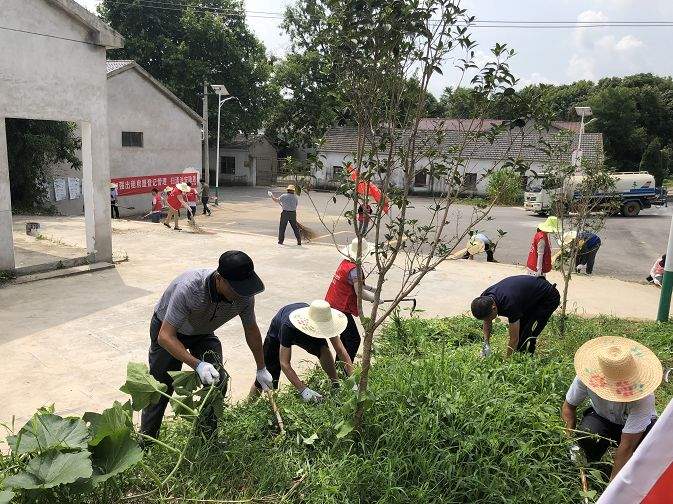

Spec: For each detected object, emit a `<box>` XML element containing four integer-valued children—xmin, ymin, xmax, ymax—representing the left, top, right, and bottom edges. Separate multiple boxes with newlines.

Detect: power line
<box><xmin>0</xmin><ymin>25</ymin><xmax>103</xmax><ymax>46</ymax></box>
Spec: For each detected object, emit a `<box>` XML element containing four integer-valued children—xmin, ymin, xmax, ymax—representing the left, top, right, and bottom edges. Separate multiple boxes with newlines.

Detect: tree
<box><xmin>99</xmin><ymin>0</ymin><xmax>276</xmax><ymax>141</ymax></box>
<box><xmin>640</xmin><ymin>137</ymin><xmax>670</xmax><ymax>186</ymax></box>
<box><xmin>285</xmin><ymin>0</ymin><xmax>538</xmax><ymax>427</ymax></box>
<box><xmin>6</xmin><ymin>119</ymin><xmax>81</xmax><ymax>212</ymax></box>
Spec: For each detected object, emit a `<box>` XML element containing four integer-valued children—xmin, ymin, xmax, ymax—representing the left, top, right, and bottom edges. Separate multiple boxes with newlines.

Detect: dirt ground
<box><xmin>0</xmin><ymin>204</ymin><xmax>664</xmax><ymax>432</ymax></box>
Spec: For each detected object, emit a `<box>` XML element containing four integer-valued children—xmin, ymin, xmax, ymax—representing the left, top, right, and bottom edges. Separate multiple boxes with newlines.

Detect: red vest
<box><xmin>186</xmin><ymin>188</ymin><xmax>198</xmax><ymax>203</ymax></box>
<box><xmin>325</xmin><ymin>260</ymin><xmax>359</xmax><ymax>316</ymax></box>
<box><xmin>527</xmin><ymin>231</ymin><xmax>552</xmax><ymax>273</ymax></box>
<box><xmin>167</xmin><ymin>187</ymin><xmax>183</xmax><ymax>211</ymax></box>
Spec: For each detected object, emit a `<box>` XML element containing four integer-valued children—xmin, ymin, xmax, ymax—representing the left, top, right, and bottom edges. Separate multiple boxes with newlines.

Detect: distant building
<box><xmin>208</xmin><ymin>134</ymin><xmax>278</xmax><ymax>187</ymax></box>
<box><xmin>314</xmin><ymin>121</ymin><xmax>603</xmax><ymax>196</ymax></box>
<box><xmin>49</xmin><ymin>60</ymin><xmax>203</xmax><ymax>216</ymax></box>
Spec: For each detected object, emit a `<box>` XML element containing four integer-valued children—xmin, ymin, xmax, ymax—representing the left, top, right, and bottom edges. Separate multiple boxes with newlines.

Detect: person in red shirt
<box><xmin>148</xmin><ymin>188</ymin><xmax>165</xmax><ymax>223</ymax></box>
<box><xmin>186</xmin><ymin>182</ymin><xmax>198</xmax><ymax>220</ymax></box>
<box><xmin>526</xmin><ymin>216</ymin><xmax>560</xmax><ymax>277</ymax></box>
<box><xmin>325</xmin><ymin>238</ymin><xmax>376</xmax><ymax>362</ymax></box>
<box><xmin>163</xmin><ymin>182</ymin><xmax>192</xmax><ymax>231</ymax></box>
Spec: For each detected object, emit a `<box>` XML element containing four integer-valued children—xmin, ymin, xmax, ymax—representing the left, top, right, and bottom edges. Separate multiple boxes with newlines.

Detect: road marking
<box><xmin>314</xmin><ymin>230</ymin><xmax>349</xmax><ymax>240</ymax></box>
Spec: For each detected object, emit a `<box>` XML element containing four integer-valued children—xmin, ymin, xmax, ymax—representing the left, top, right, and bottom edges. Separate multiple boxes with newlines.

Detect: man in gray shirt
<box><xmin>271</xmin><ymin>185</ymin><xmax>301</xmax><ymax>245</ymax></box>
<box><xmin>140</xmin><ymin>250</ymin><xmax>273</xmax><ymax>439</ymax></box>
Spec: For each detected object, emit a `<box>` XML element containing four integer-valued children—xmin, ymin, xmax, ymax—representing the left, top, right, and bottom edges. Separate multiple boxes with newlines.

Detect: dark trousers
<box><xmin>202</xmin><ymin>197</ymin><xmax>211</xmax><ymax>215</ymax></box>
<box><xmin>111</xmin><ymin>203</ymin><xmax>119</xmax><ymax>219</ymax></box>
<box><xmin>578</xmin><ymin>407</ymin><xmax>655</xmax><ymax>463</ymax></box>
<box><xmin>278</xmin><ymin>210</ymin><xmax>301</xmax><ymax>245</ymax></box>
<box><xmin>576</xmin><ymin>246</ymin><xmax>600</xmax><ymax>274</ymax></box>
<box><xmin>187</xmin><ymin>205</ymin><xmax>197</xmax><ymax>220</ymax></box>
<box><xmin>516</xmin><ymin>286</ymin><xmax>561</xmax><ymax>354</ymax></box>
<box><xmin>140</xmin><ymin>314</ymin><xmax>222</xmax><ymax>439</ymax></box>
<box><xmin>254</xmin><ymin>336</ymin><xmax>325</xmax><ymax>390</ymax></box>
<box><xmin>336</xmin><ymin>313</ymin><xmax>361</xmax><ymax>363</ymax></box>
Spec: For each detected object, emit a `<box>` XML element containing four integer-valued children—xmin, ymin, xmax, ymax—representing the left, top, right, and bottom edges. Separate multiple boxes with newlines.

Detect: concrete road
<box><xmin>203</xmin><ymin>186</ymin><xmax>671</xmax><ymax>283</ymax></box>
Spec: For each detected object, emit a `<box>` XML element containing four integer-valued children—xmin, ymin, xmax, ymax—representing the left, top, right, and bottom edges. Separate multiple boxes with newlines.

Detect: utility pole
<box><xmin>202</xmin><ymin>81</ymin><xmax>210</xmax><ymax>186</ymax></box>
<box><xmin>656</xmin><ymin>214</ymin><xmax>673</xmax><ymax>322</ymax></box>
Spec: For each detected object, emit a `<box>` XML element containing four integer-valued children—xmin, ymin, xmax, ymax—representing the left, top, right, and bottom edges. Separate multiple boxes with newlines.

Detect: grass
<box><xmin>2</xmin><ymin>315</ymin><xmax>672</xmax><ymax>503</ymax></box>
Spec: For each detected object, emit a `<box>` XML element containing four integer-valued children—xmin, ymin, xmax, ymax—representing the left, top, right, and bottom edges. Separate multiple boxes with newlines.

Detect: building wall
<box><xmin>107</xmin><ymin>69</ymin><xmax>202</xmax><ymax>215</ymax></box>
<box><xmin>208</xmin><ymin>147</ymin><xmax>252</xmax><ymax>186</ymax></box>
<box><xmin>0</xmin><ymin>0</ymin><xmax>118</xmax><ymax>266</ymax></box>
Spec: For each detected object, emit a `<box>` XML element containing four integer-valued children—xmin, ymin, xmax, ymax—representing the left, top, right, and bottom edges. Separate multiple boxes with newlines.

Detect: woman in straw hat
<box><xmin>526</xmin><ymin>216</ymin><xmax>561</xmax><ymax>277</ymax></box>
<box><xmin>110</xmin><ymin>182</ymin><xmax>120</xmax><ymax>219</ymax></box>
<box><xmin>325</xmin><ymin>238</ymin><xmax>376</xmax><ymax>362</ymax></box>
<box><xmin>270</xmin><ymin>184</ymin><xmax>302</xmax><ymax>246</ymax></box>
<box><xmin>561</xmin><ymin>336</ymin><xmax>662</xmax><ymax>481</ymax></box>
<box><xmin>250</xmin><ymin>300</ymin><xmax>354</xmax><ymax>402</ymax></box>
<box><xmin>163</xmin><ymin>182</ymin><xmax>192</xmax><ymax>231</ymax></box>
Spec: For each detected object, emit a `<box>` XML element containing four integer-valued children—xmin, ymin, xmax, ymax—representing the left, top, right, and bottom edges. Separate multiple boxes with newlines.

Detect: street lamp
<box><xmin>211</xmin><ymin>84</ymin><xmax>237</xmax><ymax>205</ymax></box>
<box><xmin>573</xmin><ymin>106</ymin><xmax>593</xmax><ymax>170</ymax></box>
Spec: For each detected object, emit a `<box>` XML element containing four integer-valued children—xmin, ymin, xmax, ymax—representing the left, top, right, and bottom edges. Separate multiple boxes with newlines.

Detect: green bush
<box><xmin>1</xmin><ymin>316</ymin><xmax>671</xmax><ymax>503</ymax></box>
<box><xmin>487</xmin><ymin>167</ymin><xmax>524</xmax><ymax>205</ymax></box>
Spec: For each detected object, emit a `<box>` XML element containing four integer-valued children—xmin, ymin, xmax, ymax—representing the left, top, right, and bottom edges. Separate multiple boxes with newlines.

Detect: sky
<box><xmin>77</xmin><ymin>0</ymin><xmax>673</xmax><ymax>97</ymax></box>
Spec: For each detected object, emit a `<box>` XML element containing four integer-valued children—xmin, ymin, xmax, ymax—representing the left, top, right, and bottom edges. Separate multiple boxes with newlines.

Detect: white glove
<box><xmin>196</xmin><ymin>361</ymin><xmax>220</xmax><ymax>385</ymax></box>
<box><xmin>255</xmin><ymin>367</ymin><xmax>274</xmax><ymax>391</ymax></box>
<box><xmin>569</xmin><ymin>444</ymin><xmax>580</xmax><ymax>463</ymax></box>
<box><xmin>300</xmin><ymin>387</ymin><xmax>323</xmax><ymax>403</ymax></box>
<box><xmin>480</xmin><ymin>343</ymin><xmax>491</xmax><ymax>357</ymax></box>
<box><xmin>267</xmin><ymin>191</ymin><xmax>273</xmax><ymax>198</ymax></box>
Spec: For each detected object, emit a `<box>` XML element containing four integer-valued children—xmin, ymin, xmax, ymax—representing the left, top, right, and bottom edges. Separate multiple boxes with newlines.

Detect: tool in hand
<box><xmin>569</xmin><ymin>444</ymin><xmax>590</xmax><ymax>504</ymax></box>
<box><xmin>265</xmin><ymin>389</ymin><xmax>285</xmax><ymax>435</ymax></box>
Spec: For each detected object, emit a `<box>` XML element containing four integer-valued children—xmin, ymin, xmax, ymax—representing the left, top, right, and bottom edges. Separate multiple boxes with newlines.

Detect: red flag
<box><xmin>347</xmin><ymin>164</ymin><xmax>389</xmax><ymax>214</ymax></box>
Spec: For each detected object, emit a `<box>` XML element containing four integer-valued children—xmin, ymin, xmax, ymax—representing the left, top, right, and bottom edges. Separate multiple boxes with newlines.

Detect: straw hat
<box><xmin>164</xmin><ymin>186</ymin><xmax>173</xmax><ymax>193</ymax></box>
<box><xmin>287</xmin><ymin>184</ymin><xmax>296</xmax><ymax>192</ymax></box>
<box><xmin>467</xmin><ymin>237</ymin><xmax>486</xmax><ymax>255</ymax></box>
<box><xmin>175</xmin><ymin>182</ymin><xmax>190</xmax><ymax>192</ymax></box>
<box><xmin>574</xmin><ymin>336</ymin><xmax>662</xmax><ymax>402</ymax></box>
<box><xmin>341</xmin><ymin>238</ymin><xmax>372</xmax><ymax>259</ymax></box>
<box><xmin>538</xmin><ymin>216</ymin><xmax>561</xmax><ymax>233</ymax></box>
<box><xmin>110</xmin><ymin>182</ymin><xmax>118</xmax><ymax>189</ymax></box>
<box><xmin>289</xmin><ymin>300</ymin><xmax>348</xmax><ymax>339</ymax></box>
<box><xmin>556</xmin><ymin>230</ymin><xmax>578</xmax><ymax>246</ymax></box>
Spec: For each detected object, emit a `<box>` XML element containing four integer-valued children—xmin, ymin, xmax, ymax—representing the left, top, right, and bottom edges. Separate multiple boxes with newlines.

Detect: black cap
<box><xmin>217</xmin><ymin>251</ymin><xmax>264</xmax><ymax>297</ymax></box>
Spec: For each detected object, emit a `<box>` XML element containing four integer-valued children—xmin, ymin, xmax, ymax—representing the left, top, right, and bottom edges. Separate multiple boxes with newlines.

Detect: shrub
<box><xmin>487</xmin><ymin>167</ymin><xmax>524</xmax><ymax>205</ymax></box>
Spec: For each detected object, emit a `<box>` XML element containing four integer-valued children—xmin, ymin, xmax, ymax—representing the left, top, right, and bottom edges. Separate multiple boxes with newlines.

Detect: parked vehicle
<box><xmin>524</xmin><ymin>171</ymin><xmax>661</xmax><ymax>217</ymax></box>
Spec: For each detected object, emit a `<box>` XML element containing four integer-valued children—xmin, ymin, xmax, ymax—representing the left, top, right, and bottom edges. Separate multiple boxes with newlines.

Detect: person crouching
<box><xmin>250</xmin><ymin>300</ymin><xmax>354</xmax><ymax>402</ymax></box>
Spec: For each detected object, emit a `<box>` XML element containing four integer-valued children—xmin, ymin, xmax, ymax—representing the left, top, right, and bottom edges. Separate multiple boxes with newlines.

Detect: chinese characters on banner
<box><xmin>111</xmin><ymin>172</ymin><xmax>198</xmax><ymax>197</ymax></box>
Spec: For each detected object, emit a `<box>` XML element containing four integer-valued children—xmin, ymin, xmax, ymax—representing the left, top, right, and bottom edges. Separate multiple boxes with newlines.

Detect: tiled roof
<box><xmin>106</xmin><ymin>60</ymin><xmax>134</xmax><ymax>74</ymax></box>
<box><xmin>321</xmin><ymin>126</ymin><xmax>604</xmax><ymax>164</ymax></box>
<box><xmin>417</xmin><ymin>118</ymin><xmax>582</xmax><ymax>133</ymax></box>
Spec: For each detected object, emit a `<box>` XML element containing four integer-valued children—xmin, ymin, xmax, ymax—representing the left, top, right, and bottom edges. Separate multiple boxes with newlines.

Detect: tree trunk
<box><xmin>354</xmin><ymin>328</ymin><xmax>375</xmax><ymax>429</ymax></box>
<box><xmin>559</xmin><ymin>273</ymin><xmax>571</xmax><ymax>336</ymax></box>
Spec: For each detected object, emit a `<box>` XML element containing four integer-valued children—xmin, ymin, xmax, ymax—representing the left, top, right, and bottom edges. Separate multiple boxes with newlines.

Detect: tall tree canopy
<box><xmin>99</xmin><ymin>0</ymin><xmax>276</xmax><ymax>141</ymax></box>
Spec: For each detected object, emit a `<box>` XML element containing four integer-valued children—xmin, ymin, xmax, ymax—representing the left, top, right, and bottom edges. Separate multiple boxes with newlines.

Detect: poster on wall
<box><xmin>53</xmin><ymin>178</ymin><xmax>67</xmax><ymax>201</ymax></box>
<box><xmin>111</xmin><ymin>172</ymin><xmax>198</xmax><ymax>197</ymax></box>
<box><xmin>67</xmin><ymin>177</ymin><xmax>81</xmax><ymax>200</ymax></box>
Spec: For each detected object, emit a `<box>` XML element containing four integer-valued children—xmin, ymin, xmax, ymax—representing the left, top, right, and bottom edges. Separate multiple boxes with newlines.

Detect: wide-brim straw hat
<box><xmin>556</xmin><ymin>230</ymin><xmax>578</xmax><ymax>246</ymax></box>
<box><xmin>341</xmin><ymin>238</ymin><xmax>372</xmax><ymax>259</ymax></box>
<box><xmin>467</xmin><ymin>237</ymin><xmax>486</xmax><ymax>255</ymax></box>
<box><xmin>289</xmin><ymin>300</ymin><xmax>348</xmax><ymax>339</ymax></box>
<box><xmin>175</xmin><ymin>182</ymin><xmax>190</xmax><ymax>193</ymax></box>
<box><xmin>538</xmin><ymin>216</ymin><xmax>561</xmax><ymax>233</ymax></box>
<box><xmin>574</xmin><ymin>336</ymin><xmax>662</xmax><ymax>402</ymax></box>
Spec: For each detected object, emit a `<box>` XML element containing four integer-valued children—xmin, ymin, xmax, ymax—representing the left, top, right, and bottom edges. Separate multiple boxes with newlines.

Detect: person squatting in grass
<box><xmin>325</xmin><ymin>238</ymin><xmax>376</xmax><ymax>363</ymax></box>
<box><xmin>561</xmin><ymin>336</ymin><xmax>662</xmax><ymax>481</ymax></box>
<box><xmin>461</xmin><ymin>231</ymin><xmax>497</xmax><ymax>262</ymax></box>
<box><xmin>140</xmin><ymin>251</ymin><xmax>274</xmax><ymax>439</ymax></box>
<box><xmin>249</xmin><ymin>300</ymin><xmax>355</xmax><ymax>403</ymax></box>
<box><xmin>271</xmin><ymin>185</ymin><xmax>302</xmax><ymax>246</ymax></box>
<box><xmin>471</xmin><ymin>275</ymin><xmax>560</xmax><ymax>357</ymax></box>
<box><xmin>163</xmin><ymin>182</ymin><xmax>192</xmax><ymax>231</ymax></box>
<box><xmin>574</xmin><ymin>231</ymin><xmax>601</xmax><ymax>275</ymax></box>
<box><xmin>186</xmin><ymin>182</ymin><xmax>198</xmax><ymax>220</ymax></box>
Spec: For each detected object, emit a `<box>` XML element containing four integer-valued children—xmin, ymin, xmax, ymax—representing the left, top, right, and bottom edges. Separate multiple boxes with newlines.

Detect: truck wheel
<box><xmin>621</xmin><ymin>201</ymin><xmax>641</xmax><ymax>217</ymax></box>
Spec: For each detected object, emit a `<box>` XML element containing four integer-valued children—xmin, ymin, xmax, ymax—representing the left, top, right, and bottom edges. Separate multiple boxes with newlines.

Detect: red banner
<box><xmin>111</xmin><ymin>172</ymin><xmax>198</xmax><ymax>196</ymax></box>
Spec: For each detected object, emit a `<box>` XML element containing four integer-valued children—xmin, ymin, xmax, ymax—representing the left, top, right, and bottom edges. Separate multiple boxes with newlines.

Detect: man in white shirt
<box><xmin>561</xmin><ymin>336</ymin><xmax>662</xmax><ymax>481</ymax></box>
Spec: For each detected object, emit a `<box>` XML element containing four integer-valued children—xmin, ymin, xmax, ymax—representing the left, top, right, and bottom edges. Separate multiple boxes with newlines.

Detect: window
<box><xmin>121</xmin><ymin>131</ymin><xmax>143</xmax><ymax>147</ymax></box>
<box><xmin>463</xmin><ymin>173</ymin><xmax>477</xmax><ymax>191</ymax></box>
<box><xmin>220</xmin><ymin>156</ymin><xmax>235</xmax><ymax>175</ymax></box>
<box><xmin>414</xmin><ymin>171</ymin><xmax>427</xmax><ymax>187</ymax></box>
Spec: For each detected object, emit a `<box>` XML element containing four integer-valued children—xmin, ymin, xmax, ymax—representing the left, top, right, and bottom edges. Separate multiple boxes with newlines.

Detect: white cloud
<box><xmin>574</xmin><ymin>10</ymin><xmax>609</xmax><ymax>48</ymax></box>
<box><xmin>517</xmin><ymin>72</ymin><xmax>557</xmax><ymax>88</ymax></box>
<box><xmin>577</xmin><ymin>10</ymin><xmax>609</xmax><ymax>23</ymax></box>
<box><xmin>615</xmin><ymin>35</ymin><xmax>645</xmax><ymax>51</ymax></box>
<box><xmin>567</xmin><ymin>54</ymin><xmax>596</xmax><ymax>81</ymax></box>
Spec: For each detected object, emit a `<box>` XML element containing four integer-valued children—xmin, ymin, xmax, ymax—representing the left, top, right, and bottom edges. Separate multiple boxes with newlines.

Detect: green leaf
<box><xmin>119</xmin><ymin>362</ymin><xmax>167</xmax><ymax>411</ymax></box>
<box><xmin>7</xmin><ymin>414</ymin><xmax>90</xmax><ymax>455</ymax></box>
<box><xmin>90</xmin><ymin>429</ymin><xmax>142</xmax><ymax>485</ymax></box>
<box><xmin>168</xmin><ymin>370</ymin><xmax>200</xmax><ymax>396</ymax></box>
<box><xmin>170</xmin><ymin>395</ymin><xmax>196</xmax><ymax>417</ymax></box>
<box><xmin>83</xmin><ymin>401</ymin><xmax>133</xmax><ymax>446</ymax></box>
<box><xmin>302</xmin><ymin>433</ymin><xmax>319</xmax><ymax>445</ymax></box>
<box><xmin>3</xmin><ymin>451</ymin><xmax>92</xmax><ymax>490</ymax></box>
<box><xmin>0</xmin><ymin>490</ymin><xmax>14</xmax><ymax>504</ymax></box>
<box><xmin>335</xmin><ymin>420</ymin><xmax>354</xmax><ymax>439</ymax></box>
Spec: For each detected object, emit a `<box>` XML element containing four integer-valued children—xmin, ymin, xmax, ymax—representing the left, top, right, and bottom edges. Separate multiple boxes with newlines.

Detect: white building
<box><xmin>208</xmin><ymin>134</ymin><xmax>278</xmax><ymax>188</ymax></box>
<box><xmin>0</xmin><ymin>0</ymin><xmax>124</xmax><ymax>271</ymax></box>
<box><xmin>315</xmin><ymin>123</ymin><xmax>604</xmax><ymax>196</ymax></box>
<box><xmin>50</xmin><ymin>60</ymin><xmax>203</xmax><ymax>217</ymax></box>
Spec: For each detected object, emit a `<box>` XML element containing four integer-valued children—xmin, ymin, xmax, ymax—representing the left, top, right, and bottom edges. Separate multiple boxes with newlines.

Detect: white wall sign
<box><xmin>53</xmin><ymin>178</ymin><xmax>67</xmax><ymax>202</ymax></box>
<box><xmin>67</xmin><ymin>177</ymin><xmax>81</xmax><ymax>200</ymax></box>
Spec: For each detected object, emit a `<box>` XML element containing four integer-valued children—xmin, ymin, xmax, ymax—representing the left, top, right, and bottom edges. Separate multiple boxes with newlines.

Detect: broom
<box><xmin>297</xmin><ymin>222</ymin><xmax>318</xmax><ymax>242</ymax></box>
